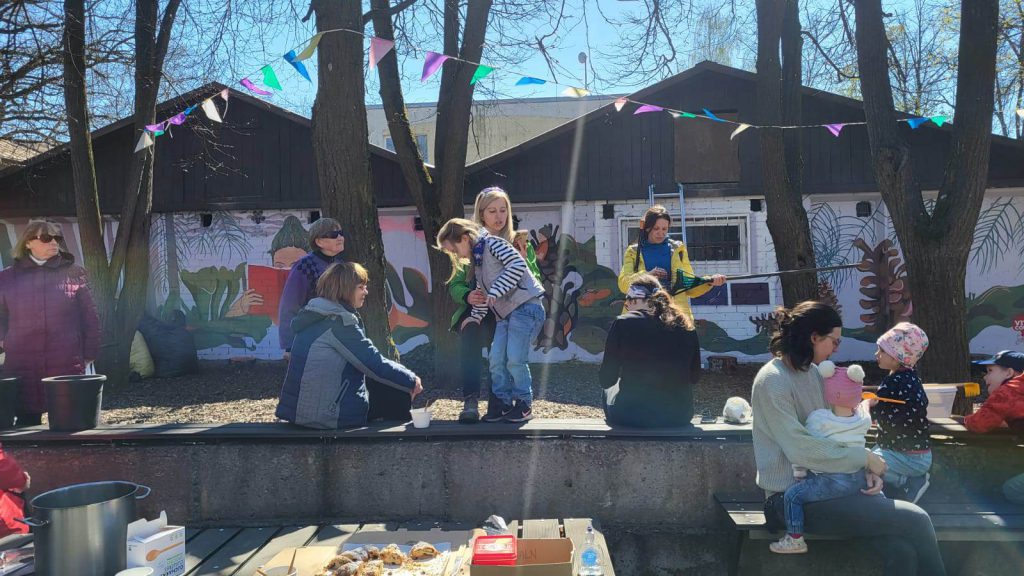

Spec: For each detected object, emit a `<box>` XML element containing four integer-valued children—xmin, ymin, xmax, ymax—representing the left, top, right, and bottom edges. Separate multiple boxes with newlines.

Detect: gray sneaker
<box><xmin>458</xmin><ymin>396</ymin><xmax>480</xmax><ymax>424</ymax></box>
<box><xmin>904</xmin><ymin>473</ymin><xmax>931</xmax><ymax>505</ymax></box>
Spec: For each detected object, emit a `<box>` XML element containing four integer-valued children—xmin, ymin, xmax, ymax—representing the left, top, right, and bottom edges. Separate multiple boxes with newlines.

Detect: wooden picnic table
<box><xmin>0</xmin><ymin>518</ymin><xmax>615</xmax><ymax>576</ymax></box>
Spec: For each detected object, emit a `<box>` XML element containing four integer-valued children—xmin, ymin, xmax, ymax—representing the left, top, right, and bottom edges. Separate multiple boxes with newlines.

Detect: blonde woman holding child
<box><xmin>437</xmin><ymin>218</ymin><xmax>545</xmax><ymax>423</ymax></box>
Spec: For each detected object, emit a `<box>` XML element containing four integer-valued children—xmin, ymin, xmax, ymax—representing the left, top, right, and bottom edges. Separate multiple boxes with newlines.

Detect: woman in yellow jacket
<box><xmin>618</xmin><ymin>205</ymin><xmax>726</xmax><ymax>320</ymax></box>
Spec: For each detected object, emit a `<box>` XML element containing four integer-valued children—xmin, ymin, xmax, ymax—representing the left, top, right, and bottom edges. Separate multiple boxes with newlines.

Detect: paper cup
<box><xmin>410</xmin><ymin>408</ymin><xmax>432</xmax><ymax>429</ymax></box>
<box><xmin>115</xmin><ymin>569</ymin><xmax>155</xmax><ymax>576</ymax></box>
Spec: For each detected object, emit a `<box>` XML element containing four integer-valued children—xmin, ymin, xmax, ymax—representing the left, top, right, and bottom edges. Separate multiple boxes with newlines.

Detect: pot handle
<box><xmin>133</xmin><ymin>483</ymin><xmax>152</xmax><ymax>500</ymax></box>
<box><xmin>15</xmin><ymin>517</ymin><xmax>48</xmax><ymax>528</ymax></box>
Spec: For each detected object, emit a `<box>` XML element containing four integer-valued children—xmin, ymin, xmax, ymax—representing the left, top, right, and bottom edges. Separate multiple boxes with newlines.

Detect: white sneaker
<box><xmin>770</xmin><ymin>534</ymin><xmax>808</xmax><ymax>554</ymax></box>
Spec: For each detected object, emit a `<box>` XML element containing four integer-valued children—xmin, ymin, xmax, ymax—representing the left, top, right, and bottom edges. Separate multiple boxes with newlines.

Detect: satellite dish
<box><xmin>578</xmin><ymin>52</ymin><xmax>588</xmax><ymax>64</ymax></box>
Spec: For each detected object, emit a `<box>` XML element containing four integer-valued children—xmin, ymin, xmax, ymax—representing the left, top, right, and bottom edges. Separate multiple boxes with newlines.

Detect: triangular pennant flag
<box><xmin>703</xmin><ymin>109</ymin><xmax>725</xmax><ymax>122</ymax></box>
<box><xmin>421</xmin><ymin>51</ymin><xmax>449</xmax><ymax>82</ymax></box>
<box><xmin>369</xmin><ymin>37</ymin><xmax>394</xmax><ymax>70</ymax></box>
<box><xmin>167</xmin><ymin>112</ymin><xmax>187</xmax><ymax>126</ymax></box>
<box><xmin>294</xmin><ymin>32</ymin><xmax>323</xmax><ymax>61</ymax></box>
<box><xmin>145</xmin><ymin>121</ymin><xmax>166</xmax><ymax>133</ymax></box>
<box><xmin>283</xmin><ymin>50</ymin><xmax>311</xmax><ymax>81</ymax></box>
<box><xmin>930</xmin><ymin>115</ymin><xmax>947</xmax><ymax>127</ymax></box>
<box><xmin>907</xmin><ymin>117</ymin><xmax>930</xmax><ymax>129</ymax></box>
<box><xmin>152</xmin><ymin>130</ymin><xmax>165</xmax><ymax>137</ymax></box>
<box><xmin>184</xmin><ymin>105</ymin><xmax>197</xmax><ymax>115</ymax></box>
<box><xmin>672</xmin><ymin>111</ymin><xmax>697</xmax><ymax>119</ymax></box>
<box><xmin>730</xmin><ymin>124</ymin><xmax>751</xmax><ymax>140</ymax></box>
<box><xmin>1017</xmin><ymin>108</ymin><xmax>1024</xmax><ymax>119</ymax></box>
<box><xmin>219</xmin><ymin>88</ymin><xmax>230</xmax><ymax>119</ymax></box>
<box><xmin>633</xmin><ymin>105</ymin><xmax>664</xmax><ymax>115</ymax></box>
<box><xmin>240</xmin><ymin>78</ymin><xmax>273</xmax><ymax>96</ymax></box>
<box><xmin>562</xmin><ymin>87</ymin><xmax>590</xmax><ymax>98</ymax></box>
<box><xmin>261</xmin><ymin>65</ymin><xmax>282</xmax><ymax>90</ymax></box>
<box><xmin>825</xmin><ymin>123</ymin><xmax>845</xmax><ymax>137</ymax></box>
<box><xmin>134</xmin><ymin>132</ymin><xmax>154</xmax><ymax>152</ymax></box>
<box><xmin>515</xmin><ymin>76</ymin><xmax>547</xmax><ymax>86</ymax></box>
<box><xmin>201</xmin><ymin>99</ymin><xmax>222</xmax><ymax>123</ymax></box>
<box><xmin>614</xmin><ymin>97</ymin><xmax>628</xmax><ymax>112</ymax></box>
<box><xmin>220</xmin><ymin>88</ymin><xmax>229</xmax><ymax>101</ymax></box>
<box><xmin>470</xmin><ymin>65</ymin><xmax>495</xmax><ymax>85</ymax></box>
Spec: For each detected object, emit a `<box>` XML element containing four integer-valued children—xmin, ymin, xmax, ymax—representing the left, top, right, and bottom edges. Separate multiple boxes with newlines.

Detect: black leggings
<box><xmin>457</xmin><ymin>314</ymin><xmax>496</xmax><ymax>400</ymax></box>
<box><xmin>365</xmin><ymin>380</ymin><xmax>412</xmax><ymax>422</ymax></box>
<box><xmin>15</xmin><ymin>413</ymin><xmax>42</xmax><ymax>427</ymax></box>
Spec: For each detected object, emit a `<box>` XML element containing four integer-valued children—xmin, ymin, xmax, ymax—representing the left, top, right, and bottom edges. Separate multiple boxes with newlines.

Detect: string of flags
<box><xmin>134</xmin><ymin>25</ymin><xmax>966</xmax><ymax>154</ymax></box>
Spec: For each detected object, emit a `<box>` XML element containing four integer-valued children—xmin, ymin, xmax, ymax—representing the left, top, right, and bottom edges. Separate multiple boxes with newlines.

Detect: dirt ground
<box><xmin>101</xmin><ymin>359</ymin><xmax>762</xmax><ymax>425</ymax></box>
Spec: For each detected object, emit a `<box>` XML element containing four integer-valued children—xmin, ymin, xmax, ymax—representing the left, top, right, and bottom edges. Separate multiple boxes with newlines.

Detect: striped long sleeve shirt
<box><xmin>469</xmin><ymin>234</ymin><xmax>528</xmax><ymax>321</ymax></box>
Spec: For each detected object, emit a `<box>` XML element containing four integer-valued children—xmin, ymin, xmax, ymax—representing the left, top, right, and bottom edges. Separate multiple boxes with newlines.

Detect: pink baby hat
<box><xmin>823</xmin><ymin>367</ymin><xmax>864</xmax><ymax>409</ymax></box>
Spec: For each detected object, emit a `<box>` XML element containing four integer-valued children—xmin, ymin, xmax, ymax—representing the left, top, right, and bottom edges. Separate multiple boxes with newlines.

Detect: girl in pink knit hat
<box><xmin>872</xmin><ymin>322</ymin><xmax>932</xmax><ymax>504</ymax></box>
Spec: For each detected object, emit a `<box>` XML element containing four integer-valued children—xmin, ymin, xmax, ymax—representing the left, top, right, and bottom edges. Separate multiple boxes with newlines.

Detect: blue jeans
<box><xmin>873</xmin><ymin>447</ymin><xmax>932</xmax><ymax>487</ymax></box>
<box><xmin>1004</xmin><ymin>472</ymin><xmax>1024</xmax><ymax>504</ymax></box>
<box><xmin>489</xmin><ymin>301</ymin><xmax>545</xmax><ymax>404</ymax></box>
<box><xmin>784</xmin><ymin>470</ymin><xmax>867</xmax><ymax>535</ymax></box>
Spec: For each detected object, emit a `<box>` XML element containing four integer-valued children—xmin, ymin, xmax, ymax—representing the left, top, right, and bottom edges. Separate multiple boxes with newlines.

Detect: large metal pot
<box><xmin>18</xmin><ymin>481</ymin><xmax>151</xmax><ymax>576</ymax></box>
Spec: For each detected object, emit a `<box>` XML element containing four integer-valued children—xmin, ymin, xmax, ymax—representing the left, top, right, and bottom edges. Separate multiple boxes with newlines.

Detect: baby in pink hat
<box><xmin>772</xmin><ymin>361</ymin><xmax>873</xmax><ymax>554</ymax></box>
<box><xmin>871</xmin><ymin>322</ymin><xmax>931</xmax><ymax>504</ymax></box>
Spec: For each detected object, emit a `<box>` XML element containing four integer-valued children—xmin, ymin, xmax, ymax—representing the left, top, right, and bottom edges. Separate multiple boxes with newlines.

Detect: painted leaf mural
<box><xmin>854</xmin><ymin>238</ymin><xmax>912</xmax><ymax>333</ymax></box>
<box><xmin>179</xmin><ymin>263</ymin><xmax>272</xmax><ymax>350</ymax></box>
<box><xmin>386</xmin><ymin>263</ymin><xmax>432</xmax><ymax>345</ymax></box>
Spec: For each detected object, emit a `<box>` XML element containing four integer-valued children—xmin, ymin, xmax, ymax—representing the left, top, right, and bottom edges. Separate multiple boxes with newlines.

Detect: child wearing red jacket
<box><xmin>0</xmin><ymin>443</ymin><xmax>30</xmax><ymax>537</ymax></box>
<box><xmin>965</xmin><ymin>350</ymin><xmax>1024</xmax><ymax>504</ymax></box>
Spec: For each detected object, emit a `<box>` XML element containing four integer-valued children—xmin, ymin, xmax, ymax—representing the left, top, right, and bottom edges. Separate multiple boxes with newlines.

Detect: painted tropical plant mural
<box><xmin>854</xmin><ymin>238</ymin><xmax>913</xmax><ymax>333</ymax></box>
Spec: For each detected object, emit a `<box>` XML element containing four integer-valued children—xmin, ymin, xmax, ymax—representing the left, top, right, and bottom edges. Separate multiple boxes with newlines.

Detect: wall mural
<box><xmin>1</xmin><ymin>195</ymin><xmax>1022</xmax><ymax>361</ymax></box>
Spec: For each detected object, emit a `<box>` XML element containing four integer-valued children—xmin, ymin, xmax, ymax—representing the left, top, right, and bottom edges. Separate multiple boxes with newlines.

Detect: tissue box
<box><xmin>126</xmin><ymin>511</ymin><xmax>186</xmax><ymax>576</ymax></box>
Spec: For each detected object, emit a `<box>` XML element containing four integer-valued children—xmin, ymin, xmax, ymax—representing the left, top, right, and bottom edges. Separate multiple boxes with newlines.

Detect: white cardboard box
<box><xmin>126</xmin><ymin>511</ymin><xmax>186</xmax><ymax>576</ymax></box>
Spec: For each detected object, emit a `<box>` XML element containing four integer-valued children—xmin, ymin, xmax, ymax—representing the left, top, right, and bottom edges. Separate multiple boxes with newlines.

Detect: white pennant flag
<box><xmin>201</xmin><ymin>99</ymin><xmax>223</xmax><ymax>123</ymax></box>
<box><xmin>730</xmin><ymin>123</ymin><xmax>751</xmax><ymax>140</ymax></box>
<box><xmin>134</xmin><ymin>132</ymin><xmax>154</xmax><ymax>152</ymax></box>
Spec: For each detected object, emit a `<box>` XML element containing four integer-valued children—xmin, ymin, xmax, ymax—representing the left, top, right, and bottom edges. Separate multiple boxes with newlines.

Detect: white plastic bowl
<box><xmin>924</xmin><ymin>384</ymin><xmax>959</xmax><ymax>419</ymax></box>
<box><xmin>410</xmin><ymin>407</ymin><xmax>432</xmax><ymax>429</ymax></box>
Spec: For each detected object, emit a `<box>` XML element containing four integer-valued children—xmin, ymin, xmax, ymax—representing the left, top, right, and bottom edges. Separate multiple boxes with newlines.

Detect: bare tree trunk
<box><xmin>370</xmin><ymin>0</ymin><xmax>493</xmax><ymax>387</ymax></box>
<box><xmin>854</xmin><ymin>0</ymin><xmax>998</xmax><ymax>382</ymax></box>
<box><xmin>311</xmin><ymin>0</ymin><xmax>396</xmax><ymax>358</ymax></box>
<box><xmin>756</xmin><ymin>0</ymin><xmax>818</xmax><ymax>308</ymax></box>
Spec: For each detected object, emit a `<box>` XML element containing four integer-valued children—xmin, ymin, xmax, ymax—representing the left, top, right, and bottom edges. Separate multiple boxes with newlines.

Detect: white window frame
<box><xmin>617</xmin><ymin>214</ymin><xmax>751</xmax><ymax>276</ymax></box>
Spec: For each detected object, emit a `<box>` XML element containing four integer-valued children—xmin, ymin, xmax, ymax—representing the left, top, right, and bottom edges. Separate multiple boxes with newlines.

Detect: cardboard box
<box><xmin>126</xmin><ymin>511</ymin><xmax>186</xmax><ymax>576</ymax></box>
<box><xmin>471</xmin><ymin>538</ymin><xmax>574</xmax><ymax>576</ymax></box>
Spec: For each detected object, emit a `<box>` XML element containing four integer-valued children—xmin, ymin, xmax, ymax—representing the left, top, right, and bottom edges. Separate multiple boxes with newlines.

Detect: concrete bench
<box><xmin>715</xmin><ymin>491</ymin><xmax>1024</xmax><ymax>576</ymax></box>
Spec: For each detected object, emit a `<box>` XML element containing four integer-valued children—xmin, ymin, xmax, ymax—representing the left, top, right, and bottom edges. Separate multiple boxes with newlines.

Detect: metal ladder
<box><xmin>647</xmin><ymin>183</ymin><xmax>687</xmax><ymax>242</ymax></box>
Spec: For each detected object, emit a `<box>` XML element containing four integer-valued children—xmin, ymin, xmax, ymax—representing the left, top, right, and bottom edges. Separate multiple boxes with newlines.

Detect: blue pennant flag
<box><xmin>703</xmin><ymin>108</ymin><xmax>726</xmax><ymax>122</ymax></box>
<box><xmin>907</xmin><ymin>117</ymin><xmax>930</xmax><ymax>129</ymax></box>
<box><xmin>283</xmin><ymin>50</ymin><xmax>311</xmax><ymax>82</ymax></box>
<box><xmin>184</xmin><ymin>105</ymin><xmax>197</xmax><ymax>116</ymax></box>
<box><xmin>515</xmin><ymin>76</ymin><xmax>547</xmax><ymax>86</ymax></box>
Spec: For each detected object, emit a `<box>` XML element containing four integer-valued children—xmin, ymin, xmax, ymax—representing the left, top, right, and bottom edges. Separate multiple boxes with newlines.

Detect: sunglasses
<box><xmin>321</xmin><ymin>230</ymin><xmax>345</xmax><ymax>240</ymax></box>
<box><xmin>34</xmin><ymin>234</ymin><xmax>63</xmax><ymax>244</ymax></box>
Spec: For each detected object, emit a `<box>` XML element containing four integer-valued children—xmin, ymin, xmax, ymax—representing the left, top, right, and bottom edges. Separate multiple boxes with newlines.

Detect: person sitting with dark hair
<box><xmin>597</xmin><ymin>274</ymin><xmax>701</xmax><ymax>428</ymax></box>
<box><xmin>275</xmin><ymin>262</ymin><xmax>422</xmax><ymax>429</ymax></box>
<box><xmin>277</xmin><ymin>217</ymin><xmax>346</xmax><ymax>357</ymax></box>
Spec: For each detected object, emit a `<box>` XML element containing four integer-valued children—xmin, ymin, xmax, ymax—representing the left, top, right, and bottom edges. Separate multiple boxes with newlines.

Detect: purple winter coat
<box><xmin>277</xmin><ymin>250</ymin><xmax>345</xmax><ymax>351</ymax></box>
<box><xmin>0</xmin><ymin>254</ymin><xmax>101</xmax><ymax>414</ymax></box>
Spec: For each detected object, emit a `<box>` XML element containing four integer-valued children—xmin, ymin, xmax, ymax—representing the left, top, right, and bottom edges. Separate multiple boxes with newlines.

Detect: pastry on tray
<box><xmin>379</xmin><ymin>543</ymin><xmax>406</xmax><ymax>566</ymax></box>
<box><xmin>363</xmin><ymin>545</ymin><xmax>381</xmax><ymax>560</ymax></box>
<box><xmin>409</xmin><ymin>541</ymin><xmax>440</xmax><ymax>560</ymax></box>
<box><xmin>356</xmin><ymin>559</ymin><xmax>384</xmax><ymax>576</ymax></box>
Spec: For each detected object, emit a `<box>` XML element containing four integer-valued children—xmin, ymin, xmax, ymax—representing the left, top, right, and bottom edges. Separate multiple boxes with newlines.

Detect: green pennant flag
<box><xmin>931</xmin><ymin>115</ymin><xmax>947</xmax><ymax>127</ymax></box>
<box><xmin>673</xmin><ymin>112</ymin><xmax>697</xmax><ymax>119</ymax></box>
<box><xmin>470</xmin><ymin>65</ymin><xmax>494</xmax><ymax>85</ymax></box>
<box><xmin>261</xmin><ymin>65</ymin><xmax>282</xmax><ymax>90</ymax></box>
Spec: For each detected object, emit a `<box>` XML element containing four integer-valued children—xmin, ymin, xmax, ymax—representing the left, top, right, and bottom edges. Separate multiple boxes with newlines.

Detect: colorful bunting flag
<box><xmin>369</xmin><ymin>37</ymin><xmax>394</xmax><ymax>70</ymax></box>
<box><xmin>167</xmin><ymin>112</ymin><xmax>187</xmax><ymax>126</ymax></box>
<box><xmin>283</xmin><ymin>50</ymin><xmax>311</xmax><ymax>82</ymax></box>
<box><xmin>421</xmin><ymin>51</ymin><xmax>449</xmax><ymax>82</ymax></box>
<box><xmin>825</xmin><ymin>123</ymin><xmax>845</xmax><ymax>137</ymax></box>
<box><xmin>261</xmin><ymin>65</ymin><xmax>282</xmax><ymax>90</ymax></box>
<box><xmin>294</xmin><ymin>33</ymin><xmax>323</xmax><ymax>62</ymax></box>
<box><xmin>515</xmin><ymin>76</ymin><xmax>547</xmax><ymax>86</ymax></box>
<box><xmin>145</xmin><ymin>122</ymin><xmax>166</xmax><ymax>133</ymax></box>
<box><xmin>672</xmin><ymin>111</ymin><xmax>697</xmax><ymax>119</ymax></box>
<box><xmin>730</xmin><ymin>124</ymin><xmax>751</xmax><ymax>140</ymax></box>
<box><xmin>152</xmin><ymin>130</ymin><xmax>165</xmax><ymax>137</ymax></box>
<box><xmin>240</xmin><ymin>78</ymin><xmax>273</xmax><ymax>96</ymax></box>
<box><xmin>470</xmin><ymin>65</ymin><xmax>494</xmax><ymax>85</ymax></box>
<box><xmin>201</xmin><ymin>99</ymin><xmax>222</xmax><ymax>123</ymax></box>
<box><xmin>184</xmin><ymin>105</ymin><xmax>197</xmax><ymax>115</ymax></box>
<box><xmin>703</xmin><ymin>109</ymin><xmax>725</xmax><ymax>122</ymax></box>
<box><xmin>907</xmin><ymin>117</ymin><xmax>930</xmax><ymax>129</ymax></box>
<box><xmin>614</xmin><ymin>97</ymin><xmax>628</xmax><ymax>112</ymax></box>
<box><xmin>562</xmin><ymin>87</ymin><xmax>590</xmax><ymax>98</ymax></box>
<box><xmin>220</xmin><ymin>88</ymin><xmax>229</xmax><ymax>101</ymax></box>
<box><xmin>134</xmin><ymin>132</ymin><xmax>154</xmax><ymax>153</ymax></box>
<box><xmin>220</xmin><ymin>88</ymin><xmax>230</xmax><ymax>119</ymax></box>
<box><xmin>633</xmin><ymin>105</ymin><xmax>663</xmax><ymax>115</ymax></box>
<box><xmin>931</xmin><ymin>115</ymin><xmax>947</xmax><ymax>127</ymax></box>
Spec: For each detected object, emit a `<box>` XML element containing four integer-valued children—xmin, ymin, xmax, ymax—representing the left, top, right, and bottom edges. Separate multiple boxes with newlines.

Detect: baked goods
<box><xmin>363</xmin><ymin>545</ymin><xmax>381</xmax><ymax>560</ymax></box>
<box><xmin>409</xmin><ymin>541</ymin><xmax>440</xmax><ymax>560</ymax></box>
<box><xmin>379</xmin><ymin>543</ymin><xmax>406</xmax><ymax>566</ymax></box>
<box><xmin>357</xmin><ymin>559</ymin><xmax>384</xmax><ymax>576</ymax></box>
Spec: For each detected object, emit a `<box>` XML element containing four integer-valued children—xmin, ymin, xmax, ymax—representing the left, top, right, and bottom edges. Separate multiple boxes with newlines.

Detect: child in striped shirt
<box><xmin>437</xmin><ymin>218</ymin><xmax>546</xmax><ymax>423</ymax></box>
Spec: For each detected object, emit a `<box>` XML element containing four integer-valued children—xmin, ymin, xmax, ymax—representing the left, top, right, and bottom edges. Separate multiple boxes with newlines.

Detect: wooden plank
<box><xmin>521</xmin><ymin>519</ymin><xmax>561</xmax><ymax>539</ymax></box>
<box><xmin>308</xmin><ymin>524</ymin><xmax>359</xmax><ymax>552</ymax></box>
<box><xmin>190</xmin><ymin>526</ymin><xmax>277</xmax><ymax>576</ymax></box>
<box><xmin>232</xmin><ymin>525</ymin><xmax>319</xmax><ymax>576</ymax></box>
<box><xmin>506</xmin><ymin>520</ymin><xmax>521</xmax><ymax>538</ymax></box>
<box><xmin>184</xmin><ymin>527</ymin><xmax>241</xmax><ymax>574</ymax></box>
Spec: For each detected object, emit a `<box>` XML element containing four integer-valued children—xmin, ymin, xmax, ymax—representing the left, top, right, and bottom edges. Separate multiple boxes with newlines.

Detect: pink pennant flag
<box><xmin>421</xmin><ymin>51</ymin><xmax>449</xmax><ymax>82</ymax></box>
<box><xmin>825</xmin><ymin>123</ymin><xmax>845</xmax><ymax>137</ymax></box>
<box><xmin>369</xmin><ymin>37</ymin><xmax>394</xmax><ymax>70</ymax></box>
<box><xmin>220</xmin><ymin>88</ymin><xmax>229</xmax><ymax>101</ymax></box>
<box><xmin>167</xmin><ymin>112</ymin><xmax>187</xmax><ymax>126</ymax></box>
<box><xmin>633</xmin><ymin>104</ymin><xmax>664</xmax><ymax>115</ymax></box>
<box><xmin>240</xmin><ymin>78</ymin><xmax>272</xmax><ymax>96</ymax></box>
<box><xmin>220</xmin><ymin>88</ymin><xmax>230</xmax><ymax>119</ymax></box>
<box><xmin>614</xmin><ymin>97</ymin><xmax>628</xmax><ymax>112</ymax></box>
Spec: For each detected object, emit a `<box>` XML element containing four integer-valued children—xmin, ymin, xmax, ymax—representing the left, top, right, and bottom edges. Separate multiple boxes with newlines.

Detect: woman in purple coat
<box><xmin>0</xmin><ymin>221</ymin><xmax>100</xmax><ymax>426</ymax></box>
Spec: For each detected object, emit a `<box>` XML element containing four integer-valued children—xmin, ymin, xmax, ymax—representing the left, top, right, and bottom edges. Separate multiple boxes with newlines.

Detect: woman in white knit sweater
<box><xmin>751</xmin><ymin>301</ymin><xmax>945</xmax><ymax>575</ymax></box>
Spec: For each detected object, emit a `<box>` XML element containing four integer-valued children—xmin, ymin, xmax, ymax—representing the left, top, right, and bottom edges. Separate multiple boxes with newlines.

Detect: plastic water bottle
<box><xmin>578</xmin><ymin>523</ymin><xmax>604</xmax><ymax>575</ymax></box>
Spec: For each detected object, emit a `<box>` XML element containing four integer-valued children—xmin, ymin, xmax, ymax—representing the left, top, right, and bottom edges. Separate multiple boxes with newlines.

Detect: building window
<box><xmin>621</xmin><ymin>215</ymin><xmax>748</xmax><ymax>274</ymax></box>
<box><xmin>687</xmin><ymin>224</ymin><xmax>740</xmax><ymax>261</ymax></box>
<box><xmin>384</xmin><ymin>134</ymin><xmax>430</xmax><ymax>162</ymax></box>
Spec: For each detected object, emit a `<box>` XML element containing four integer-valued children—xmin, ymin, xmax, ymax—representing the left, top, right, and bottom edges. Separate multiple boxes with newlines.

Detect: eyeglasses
<box><xmin>322</xmin><ymin>230</ymin><xmax>344</xmax><ymax>240</ymax></box>
<box><xmin>825</xmin><ymin>335</ymin><xmax>842</xmax><ymax>348</ymax></box>
<box><xmin>34</xmin><ymin>234</ymin><xmax>63</xmax><ymax>244</ymax></box>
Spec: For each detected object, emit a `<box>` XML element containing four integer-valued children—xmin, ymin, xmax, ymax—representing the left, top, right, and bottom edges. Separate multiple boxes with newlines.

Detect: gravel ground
<box><xmin>100</xmin><ymin>359</ymin><xmax>761</xmax><ymax>425</ymax></box>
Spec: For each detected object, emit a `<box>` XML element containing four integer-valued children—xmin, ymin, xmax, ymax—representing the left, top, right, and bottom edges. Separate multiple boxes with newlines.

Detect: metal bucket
<box><xmin>18</xmin><ymin>481</ymin><xmax>151</xmax><ymax>576</ymax></box>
